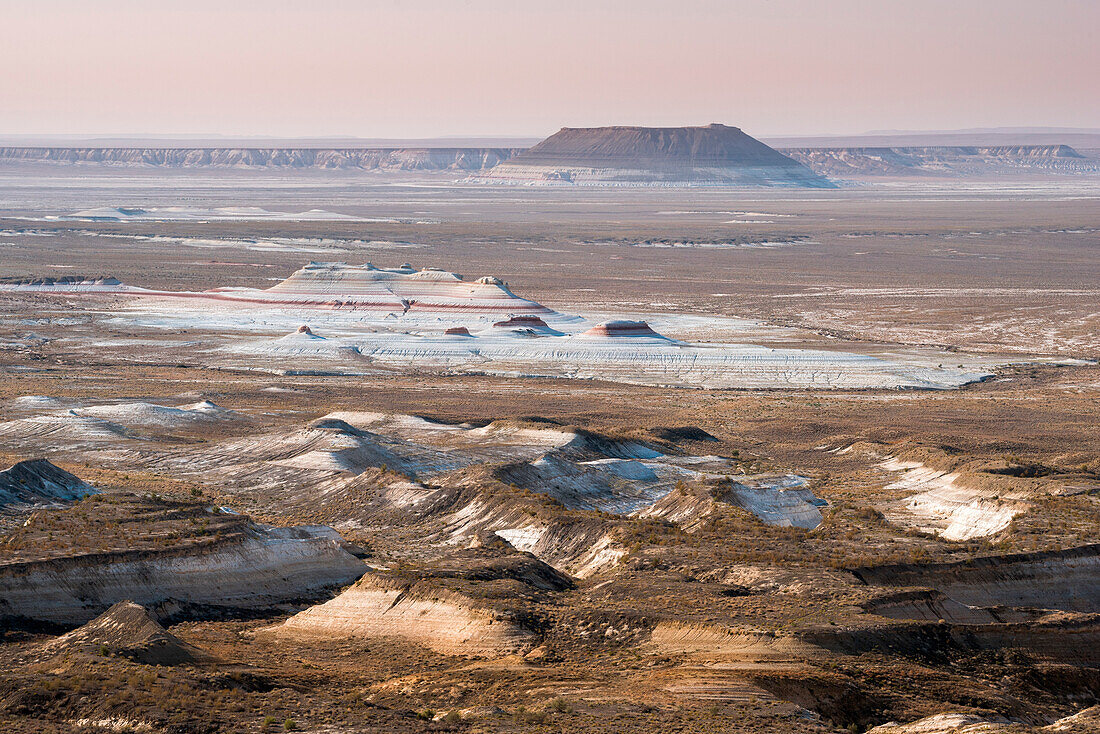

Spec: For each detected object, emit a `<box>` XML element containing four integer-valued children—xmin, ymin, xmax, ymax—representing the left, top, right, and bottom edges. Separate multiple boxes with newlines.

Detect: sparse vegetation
<box><xmin>0</xmin><ymin>168</ymin><xmax>1096</xmax><ymax>734</ymax></box>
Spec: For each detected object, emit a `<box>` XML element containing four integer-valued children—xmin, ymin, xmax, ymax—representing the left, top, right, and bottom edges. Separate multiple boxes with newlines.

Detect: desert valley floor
<box><xmin>0</xmin><ymin>164</ymin><xmax>1098</xmax><ymax>733</ymax></box>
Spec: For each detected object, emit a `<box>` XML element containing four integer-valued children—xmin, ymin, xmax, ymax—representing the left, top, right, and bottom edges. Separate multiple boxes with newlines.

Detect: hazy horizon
<box><xmin>3</xmin><ymin>0</ymin><xmax>1098</xmax><ymax>139</ymax></box>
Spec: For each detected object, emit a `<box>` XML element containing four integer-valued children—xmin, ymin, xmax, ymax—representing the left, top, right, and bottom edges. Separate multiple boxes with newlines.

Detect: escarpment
<box><xmin>850</xmin><ymin>544</ymin><xmax>1100</xmax><ymax>614</ymax></box>
<box><xmin>0</xmin><ymin>522</ymin><xmax>366</xmax><ymax>625</ymax></box>
<box><xmin>0</xmin><ymin>146</ymin><xmax>522</xmax><ymax>171</ymax></box>
<box><xmin>781</xmin><ymin>144</ymin><xmax>1099</xmax><ymax>177</ymax></box>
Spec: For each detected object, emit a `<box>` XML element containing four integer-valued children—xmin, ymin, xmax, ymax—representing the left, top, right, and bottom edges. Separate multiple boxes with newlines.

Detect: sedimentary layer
<box><xmin>0</xmin><ymin>524</ymin><xmax>366</xmax><ymax>624</ymax></box>
<box><xmin>850</xmin><ymin>544</ymin><xmax>1100</xmax><ymax>614</ymax></box>
<box><xmin>272</xmin><ymin>572</ymin><xmax>538</xmax><ymax>657</ymax></box>
<box><xmin>0</xmin><ymin>264</ymin><xmax>990</xmax><ymax>389</ymax></box>
<box><xmin>1</xmin><ymin>262</ymin><xmax>552</xmax><ymax>315</ymax></box>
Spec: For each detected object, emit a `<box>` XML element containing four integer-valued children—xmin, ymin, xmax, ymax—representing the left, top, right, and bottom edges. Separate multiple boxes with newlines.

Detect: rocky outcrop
<box><xmin>869</xmin><ymin>706</ymin><xmax>1100</xmax><ymax>733</ymax></box>
<box><xmin>650</xmin><ymin>621</ymin><xmax>821</xmax><ymax>661</ymax></box>
<box><xmin>849</xmin><ymin>544</ymin><xmax>1100</xmax><ymax>614</ymax></box>
<box><xmin>494</xmin><ymin>519</ymin><xmax>627</xmax><ymax>579</ymax></box>
<box><xmin>270</xmin><ymin>551</ymin><xmax>565</xmax><ymax>657</ymax></box>
<box><xmin>478</xmin><ymin>124</ymin><xmax>833</xmax><ymax>187</ymax></box>
<box><xmin>801</xmin><ymin>613</ymin><xmax>1100</xmax><ymax>666</ymax></box>
<box><xmin>577</xmin><ymin>320</ymin><xmax>670</xmax><ymax>339</ymax></box>
<box><xmin>861</xmin><ymin>589</ymin><xmax>1043</xmax><ymax>624</ymax></box>
<box><xmin>0</xmin><ymin>524</ymin><xmax>366</xmax><ymax>625</ymax></box>
<box><xmin>866</xmin><ymin>713</ymin><xmax>1016</xmax><ymax>733</ymax></box>
<box><xmin>879</xmin><ymin>456</ymin><xmax>1027</xmax><ymax>541</ymax></box>
<box><xmin>0</xmin><ymin>147</ymin><xmax>522</xmax><ymax>171</ymax></box>
<box><xmin>3</xmin><ymin>261</ymin><xmax>555</xmax><ymax>316</ymax></box>
<box><xmin>0</xmin><ymin>459</ymin><xmax>95</xmax><ymax>508</ymax></box>
<box><xmin>1045</xmin><ymin>706</ymin><xmax>1100</xmax><ymax>733</ymax></box>
<box><xmin>273</xmin><ymin>575</ymin><xmax>536</xmax><ymax>657</ymax></box>
<box><xmin>636</xmin><ymin>476</ymin><xmax>825</xmax><ymax>531</ymax></box>
<box><xmin>5</xmin><ymin>141</ymin><xmax>1092</xmax><ymax>180</ymax></box>
<box><xmin>3</xmin><ymin>264</ymin><xmax>991</xmax><ymax>390</ymax></box>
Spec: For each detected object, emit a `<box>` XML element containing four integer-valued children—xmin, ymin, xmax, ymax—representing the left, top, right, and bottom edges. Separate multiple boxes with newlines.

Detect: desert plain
<box><xmin>0</xmin><ymin>156</ymin><xmax>1098</xmax><ymax>734</ymax></box>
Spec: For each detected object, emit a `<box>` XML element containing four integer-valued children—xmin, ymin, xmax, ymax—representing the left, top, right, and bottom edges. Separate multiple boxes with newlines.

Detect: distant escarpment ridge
<box><xmin>0</xmin><ymin>146</ymin><xmax>523</xmax><ymax>171</ymax></box>
<box><xmin>476</xmin><ymin>124</ymin><xmax>833</xmax><ymax>187</ymax></box>
<box><xmin>1</xmin><ymin>138</ymin><xmax>1095</xmax><ymax>180</ymax></box>
<box><xmin>782</xmin><ymin>145</ymin><xmax>1100</xmax><ymax>177</ymax></box>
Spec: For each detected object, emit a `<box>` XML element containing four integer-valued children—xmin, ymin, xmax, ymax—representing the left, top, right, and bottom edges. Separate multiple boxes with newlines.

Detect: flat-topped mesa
<box><xmin>492</xmin><ymin>315</ymin><xmax>550</xmax><ymax>329</ymax></box>
<box><xmin>480</xmin><ymin>124</ymin><xmax>834</xmax><ymax>187</ymax></box>
<box><xmin>488</xmin><ymin>315</ymin><xmax>564</xmax><ymax>336</ymax></box>
<box><xmin>578</xmin><ymin>320</ymin><xmax>670</xmax><ymax>339</ymax></box>
<box><xmin>240</xmin><ymin>262</ymin><xmax>553</xmax><ymax>314</ymax></box>
<box><xmin>0</xmin><ymin>275</ymin><xmax>124</xmax><ymax>291</ymax></box>
<box><xmin>0</xmin><ymin>262</ymin><xmax>556</xmax><ymax>317</ymax></box>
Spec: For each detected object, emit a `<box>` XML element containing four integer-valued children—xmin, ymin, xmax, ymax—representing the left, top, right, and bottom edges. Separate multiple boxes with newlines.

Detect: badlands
<box><xmin>0</xmin><ymin>133</ymin><xmax>1097</xmax><ymax>734</ymax></box>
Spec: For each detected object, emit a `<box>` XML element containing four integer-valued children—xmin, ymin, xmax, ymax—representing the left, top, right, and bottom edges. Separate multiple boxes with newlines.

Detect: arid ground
<box><xmin>0</xmin><ymin>164</ymin><xmax>1097</xmax><ymax>733</ymax></box>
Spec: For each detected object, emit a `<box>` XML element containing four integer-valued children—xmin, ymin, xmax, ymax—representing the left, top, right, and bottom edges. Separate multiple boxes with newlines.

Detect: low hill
<box><xmin>37</xmin><ymin>601</ymin><xmax>211</xmax><ymax>665</ymax></box>
<box><xmin>0</xmin><ymin>459</ymin><xmax>95</xmax><ymax>508</ymax></box>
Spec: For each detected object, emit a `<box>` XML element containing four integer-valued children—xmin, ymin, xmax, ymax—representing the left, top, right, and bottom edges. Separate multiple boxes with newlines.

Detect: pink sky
<box><xmin>2</xmin><ymin>0</ymin><xmax>1097</xmax><ymax>138</ymax></box>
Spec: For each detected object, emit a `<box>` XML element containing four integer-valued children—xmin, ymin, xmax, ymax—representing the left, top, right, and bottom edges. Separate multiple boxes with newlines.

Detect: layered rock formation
<box><xmin>272</xmin><ymin>550</ymin><xmax>570</xmax><ymax>657</ymax></box>
<box><xmin>275</xmin><ymin>574</ymin><xmax>536</xmax><ymax>656</ymax></box>
<box><xmin>0</xmin><ymin>523</ymin><xmax>366</xmax><ymax>624</ymax></box>
<box><xmin>878</xmin><ymin>456</ymin><xmax>1028</xmax><ymax>541</ymax></box>
<box><xmin>2</xmin><ymin>262</ymin><xmax>553</xmax><ymax>316</ymax></box>
<box><xmin>477</xmin><ymin>124</ymin><xmax>833</xmax><ymax>186</ymax></box>
<box><xmin>637</xmin><ymin>475</ymin><xmax>825</xmax><ymax>531</ymax></box>
<box><xmin>3</xmin><ymin>139</ymin><xmax>1094</xmax><ymax>181</ymax></box>
<box><xmin>851</xmin><ymin>544</ymin><xmax>1100</xmax><ymax>614</ymax></box>
<box><xmin>577</xmin><ymin>320</ymin><xmax>671</xmax><ymax>339</ymax></box>
<box><xmin>3</xmin><ymin>263</ymin><xmax>990</xmax><ymax>389</ymax></box>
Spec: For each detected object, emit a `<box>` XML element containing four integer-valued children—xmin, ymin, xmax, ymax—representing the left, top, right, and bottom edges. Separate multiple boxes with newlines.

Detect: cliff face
<box><xmin>0</xmin><ymin>147</ymin><xmax>522</xmax><ymax>171</ymax></box>
<box><xmin>479</xmin><ymin>124</ymin><xmax>832</xmax><ymax>186</ymax></box>
<box><xmin>0</xmin><ymin>524</ymin><xmax>366</xmax><ymax>624</ymax></box>
<box><xmin>850</xmin><ymin>544</ymin><xmax>1100</xmax><ymax>613</ymax></box>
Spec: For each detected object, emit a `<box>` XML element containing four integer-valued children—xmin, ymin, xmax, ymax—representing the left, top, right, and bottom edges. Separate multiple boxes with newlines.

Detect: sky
<box><xmin>2</xmin><ymin>0</ymin><xmax>1097</xmax><ymax>139</ymax></box>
